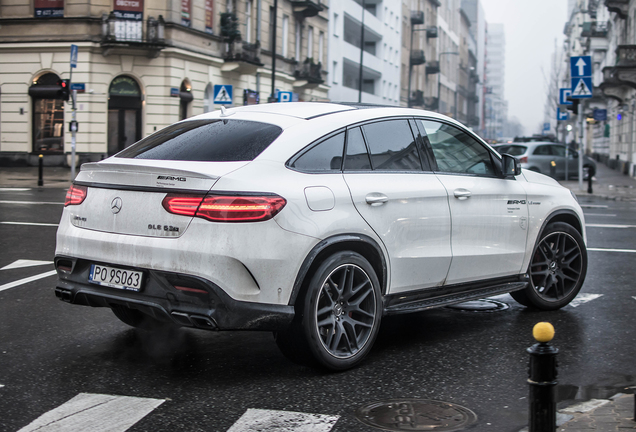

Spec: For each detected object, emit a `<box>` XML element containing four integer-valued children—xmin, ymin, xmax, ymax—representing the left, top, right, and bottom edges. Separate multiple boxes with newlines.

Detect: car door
<box><xmin>416</xmin><ymin>119</ymin><xmax>529</xmax><ymax>285</ymax></box>
<box><xmin>531</xmin><ymin>144</ymin><xmax>556</xmax><ymax>176</ymax></box>
<box><xmin>342</xmin><ymin>119</ymin><xmax>452</xmax><ymax>294</ymax></box>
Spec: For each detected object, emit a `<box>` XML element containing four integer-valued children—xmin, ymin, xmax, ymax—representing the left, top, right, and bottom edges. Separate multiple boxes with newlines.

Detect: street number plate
<box><xmin>89</xmin><ymin>264</ymin><xmax>143</xmax><ymax>292</ymax></box>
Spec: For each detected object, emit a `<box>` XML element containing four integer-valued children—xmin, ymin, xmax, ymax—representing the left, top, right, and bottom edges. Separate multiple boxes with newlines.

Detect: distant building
<box><xmin>328</xmin><ymin>0</ymin><xmax>401</xmax><ymax>105</ymax></box>
<box><xmin>484</xmin><ymin>22</ymin><xmax>506</xmax><ymax>140</ymax></box>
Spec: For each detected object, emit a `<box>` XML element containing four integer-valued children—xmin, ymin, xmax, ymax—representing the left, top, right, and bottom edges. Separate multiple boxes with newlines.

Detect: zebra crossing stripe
<box><xmin>227</xmin><ymin>408</ymin><xmax>340</xmax><ymax>432</ymax></box>
<box><xmin>17</xmin><ymin>393</ymin><xmax>164</xmax><ymax>432</ymax></box>
<box><xmin>569</xmin><ymin>293</ymin><xmax>603</xmax><ymax>308</ymax></box>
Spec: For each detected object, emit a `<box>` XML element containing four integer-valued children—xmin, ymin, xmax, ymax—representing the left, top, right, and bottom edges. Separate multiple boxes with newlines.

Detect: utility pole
<box><xmin>268</xmin><ymin>0</ymin><xmax>278</xmax><ymax>103</ymax></box>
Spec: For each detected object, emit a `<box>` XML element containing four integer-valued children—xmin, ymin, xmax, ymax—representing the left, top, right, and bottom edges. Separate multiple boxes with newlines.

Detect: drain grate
<box><xmin>445</xmin><ymin>298</ymin><xmax>509</xmax><ymax>312</ymax></box>
<box><xmin>355</xmin><ymin>399</ymin><xmax>477</xmax><ymax>431</ymax></box>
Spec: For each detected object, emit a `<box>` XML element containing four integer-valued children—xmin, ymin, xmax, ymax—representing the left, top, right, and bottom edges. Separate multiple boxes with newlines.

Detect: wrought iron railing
<box><xmin>225</xmin><ymin>40</ymin><xmax>263</xmax><ymax>65</ymax></box>
<box><xmin>295</xmin><ymin>59</ymin><xmax>324</xmax><ymax>84</ymax></box>
<box><xmin>101</xmin><ymin>13</ymin><xmax>165</xmax><ymax>45</ymax></box>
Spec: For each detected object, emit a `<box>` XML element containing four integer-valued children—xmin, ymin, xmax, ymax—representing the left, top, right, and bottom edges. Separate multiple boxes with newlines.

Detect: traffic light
<box><xmin>58</xmin><ymin>79</ymin><xmax>70</xmax><ymax>101</ymax></box>
<box><xmin>566</xmin><ymin>97</ymin><xmax>579</xmax><ymax>115</ymax></box>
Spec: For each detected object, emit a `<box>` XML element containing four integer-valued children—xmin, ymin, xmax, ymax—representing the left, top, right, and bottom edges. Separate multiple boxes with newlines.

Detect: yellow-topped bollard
<box><xmin>532</xmin><ymin>322</ymin><xmax>555</xmax><ymax>343</ymax></box>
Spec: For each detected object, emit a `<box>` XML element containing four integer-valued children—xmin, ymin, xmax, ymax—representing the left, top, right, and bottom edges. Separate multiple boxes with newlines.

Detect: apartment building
<box><xmin>0</xmin><ymin>0</ymin><xmax>329</xmax><ymax>165</ymax></box>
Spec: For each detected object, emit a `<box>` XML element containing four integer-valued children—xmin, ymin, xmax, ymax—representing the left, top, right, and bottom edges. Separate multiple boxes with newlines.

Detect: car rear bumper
<box><xmin>54</xmin><ymin>256</ymin><xmax>295</xmax><ymax>331</ymax></box>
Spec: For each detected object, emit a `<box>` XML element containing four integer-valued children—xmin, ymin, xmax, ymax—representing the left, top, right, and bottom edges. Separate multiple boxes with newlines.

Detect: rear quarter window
<box><xmin>116</xmin><ymin>119</ymin><xmax>283</xmax><ymax>161</ymax></box>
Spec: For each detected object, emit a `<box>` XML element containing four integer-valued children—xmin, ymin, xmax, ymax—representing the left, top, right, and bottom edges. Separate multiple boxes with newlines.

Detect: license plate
<box><xmin>89</xmin><ymin>264</ymin><xmax>143</xmax><ymax>291</ymax></box>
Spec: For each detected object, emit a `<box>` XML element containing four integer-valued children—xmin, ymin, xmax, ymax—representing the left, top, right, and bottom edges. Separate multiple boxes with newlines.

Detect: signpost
<box><xmin>570</xmin><ymin>55</ymin><xmax>592</xmax><ymax>189</ymax></box>
<box><xmin>69</xmin><ymin>44</ymin><xmax>78</xmax><ymax>180</ymax></box>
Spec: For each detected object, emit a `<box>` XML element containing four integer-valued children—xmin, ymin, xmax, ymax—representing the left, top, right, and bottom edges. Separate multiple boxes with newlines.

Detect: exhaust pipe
<box><xmin>55</xmin><ymin>287</ymin><xmax>73</xmax><ymax>302</ymax></box>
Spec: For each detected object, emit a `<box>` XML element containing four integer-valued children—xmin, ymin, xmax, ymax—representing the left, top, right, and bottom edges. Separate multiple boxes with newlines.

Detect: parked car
<box><xmin>55</xmin><ymin>103</ymin><xmax>587</xmax><ymax>370</ymax></box>
<box><xmin>492</xmin><ymin>141</ymin><xmax>596</xmax><ymax>179</ymax></box>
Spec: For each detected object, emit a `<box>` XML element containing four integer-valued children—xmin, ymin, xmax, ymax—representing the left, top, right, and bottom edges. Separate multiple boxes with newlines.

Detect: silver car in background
<box><xmin>492</xmin><ymin>141</ymin><xmax>596</xmax><ymax>179</ymax></box>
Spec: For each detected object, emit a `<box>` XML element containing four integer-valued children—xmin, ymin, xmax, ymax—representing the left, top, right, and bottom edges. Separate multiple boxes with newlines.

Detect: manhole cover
<box><xmin>446</xmin><ymin>299</ymin><xmax>509</xmax><ymax>312</ymax></box>
<box><xmin>356</xmin><ymin>399</ymin><xmax>477</xmax><ymax>431</ymax></box>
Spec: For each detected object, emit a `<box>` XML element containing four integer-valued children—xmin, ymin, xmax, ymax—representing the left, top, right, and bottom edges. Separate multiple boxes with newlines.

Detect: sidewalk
<box><xmin>559</xmin><ymin>161</ymin><xmax>636</xmax><ymax>201</ymax></box>
<box><xmin>556</xmin><ymin>393</ymin><xmax>636</xmax><ymax>431</ymax></box>
<box><xmin>0</xmin><ymin>165</ymin><xmax>73</xmax><ymax>189</ymax></box>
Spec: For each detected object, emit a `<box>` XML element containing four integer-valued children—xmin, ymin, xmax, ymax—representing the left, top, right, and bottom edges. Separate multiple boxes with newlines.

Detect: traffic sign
<box><xmin>278</xmin><ymin>91</ymin><xmax>293</xmax><ymax>102</ymax></box>
<box><xmin>570</xmin><ymin>56</ymin><xmax>592</xmax><ymax>78</ymax></box>
<box><xmin>593</xmin><ymin>109</ymin><xmax>607</xmax><ymax>121</ymax></box>
<box><xmin>557</xmin><ymin>107</ymin><xmax>569</xmax><ymax>121</ymax></box>
<box><xmin>559</xmin><ymin>88</ymin><xmax>572</xmax><ymax>105</ymax></box>
<box><xmin>571</xmin><ymin>77</ymin><xmax>593</xmax><ymax>98</ymax></box>
<box><xmin>70</xmin><ymin>44</ymin><xmax>78</xmax><ymax>68</ymax></box>
<box><xmin>543</xmin><ymin>122</ymin><xmax>550</xmax><ymax>132</ymax></box>
<box><xmin>213</xmin><ymin>85</ymin><xmax>233</xmax><ymax>104</ymax></box>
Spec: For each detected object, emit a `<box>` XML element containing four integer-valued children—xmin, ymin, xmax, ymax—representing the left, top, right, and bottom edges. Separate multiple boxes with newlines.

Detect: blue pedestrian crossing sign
<box><xmin>213</xmin><ymin>85</ymin><xmax>233</xmax><ymax>104</ymax></box>
<box><xmin>571</xmin><ymin>77</ymin><xmax>593</xmax><ymax>98</ymax></box>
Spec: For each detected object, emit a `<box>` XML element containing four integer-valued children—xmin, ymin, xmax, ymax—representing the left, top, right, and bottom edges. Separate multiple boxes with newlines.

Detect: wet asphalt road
<box><xmin>0</xmin><ymin>187</ymin><xmax>635</xmax><ymax>432</ymax></box>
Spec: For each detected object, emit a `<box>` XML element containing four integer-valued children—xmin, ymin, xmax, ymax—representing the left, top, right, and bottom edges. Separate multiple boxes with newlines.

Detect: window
<box><xmin>332</xmin><ymin>61</ymin><xmax>338</xmax><ymax>84</ymax></box>
<box><xmin>295</xmin><ymin>20</ymin><xmax>302</xmax><ymax>60</ymax></box>
<box><xmin>319</xmin><ymin>32</ymin><xmax>324</xmax><ymax>64</ymax></box>
<box><xmin>290</xmin><ymin>132</ymin><xmax>345</xmax><ymax>172</ymax></box>
<box><xmin>308</xmin><ymin>26</ymin><xmax>314</xmax><ymax>60</ymax></box>
<box><xmin>269</xmin><ymin>7</ymin><xmax>276</xmax><ymax>51</ymax></box>
<box><xmin>362</xmin><ymin>120</ymin><xmax>423</xmax><ymax>171</ymax></box>
<box><xmin>116</xmin><ymin>120</ymin><xmax>282</xmax><ymax>162</ymax></box>
<box><xmin>334</xmin><ymin>13</ymin><xmax>339</xmax><ymax>37</ymax></box>
<box><xmin>419</xmin><ymin>120</ymin><xmax>495</xmax><ymax>175</ymax></box>
<box><xmin>345</xmin><ymin>127</ymin><xmax>371</xmax><ymax>171</ymax></box>
<box><xmin>245</xmin><ymin>1</ymin><xmax>252</xmax><ymax>43</ymax></box>
<box><xmin>282</xmin><ymin>15</ymin><xmax>289</xmax><ymax>57</ymax></box>
<box><xmin>533</xmin><ymin>145</ymin><xmax>552</xmax><ymax>156</ymax></box>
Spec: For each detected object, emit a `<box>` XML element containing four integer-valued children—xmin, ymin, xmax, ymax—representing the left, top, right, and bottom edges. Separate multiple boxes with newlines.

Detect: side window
<box><xmin>344</xmin><ymin>127</ymin><xmax>372</xmax><ymax>171</ymax></box>
<box><xmin>533</xmin><ymin>145</ymin><xmax>552</xmax><ymax>156</ymax></box>
<box><xmin>419</xmin><ymin>120</ymin><xmax>496</xmax><ymax>176</ymax></box>
<box><xmin>290</xmin><ymin>132</ymin><xmax>345</xmax><ymax>172</ymax></box>
<box><xmin>361</xmin><ymin>120</ymin><xmax>423</xmax><ymax>171</ymax></box>
<box><xmin>550</xmin><ymin>145</ymin><xmax>565</xmax><ymax>157</ymax></box>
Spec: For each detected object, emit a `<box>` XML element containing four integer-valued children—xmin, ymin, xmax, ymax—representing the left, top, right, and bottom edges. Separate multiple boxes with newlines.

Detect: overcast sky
<box><xmin>479</xmin><ymin>0</ymin><xmax>568</xmax><ymax>135</ymax></box>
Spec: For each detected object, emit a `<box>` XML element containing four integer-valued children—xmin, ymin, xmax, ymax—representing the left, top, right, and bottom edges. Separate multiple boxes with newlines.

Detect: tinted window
<box><xmin>116</xmin><ymin>119</ymin><xmax>282</xmax><ymax>161</ymax></box>
<box><xmin>550</xmin><ymin>145</ymin><xmax>566</xmax><ymax>157</ymax></box>
<box><xmin>344</xmin><ymin>127</ymin><xmax>372</xmax><ymax>171</ymax></box>
<box><xmin>361</xmin><ymin>120</ymin><xmax>422</xmax><ymax>171</ymax></box>
<box><xmin>533</xmin><ymin>145</ymin><xmax>552</xmax><ymax>156</ymax></box>
<box><xmin>496</xmin><ymin>145</ymin><xmax>527</xmax><ymax>156</ymax></box>
<box><xmin>290</xmin><ymin>132</ymin><xmax>345</xmax><ymax>172</ymax></box>
<box><xmin>419</xmin><ymin>120</ymin><xmax>495</xmax><ymax>175</ymax></box>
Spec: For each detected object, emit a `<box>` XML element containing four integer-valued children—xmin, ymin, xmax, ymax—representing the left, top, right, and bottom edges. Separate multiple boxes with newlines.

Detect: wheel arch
<box><xmin>289</xmin><ymin>234</ymin><xmax>388</xmax><ymax>306</ymax></box>
<box><xmin>543</xmin><ymin>209</ymin><xmax>584</xmax><ymax>237</ymax></box>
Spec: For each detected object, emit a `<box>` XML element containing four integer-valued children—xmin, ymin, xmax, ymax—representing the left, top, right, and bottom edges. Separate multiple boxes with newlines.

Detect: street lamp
<box><xmin>437</xmin><ymin>51</ymin><xmax>459</xmax><ymax>114</ymax></box>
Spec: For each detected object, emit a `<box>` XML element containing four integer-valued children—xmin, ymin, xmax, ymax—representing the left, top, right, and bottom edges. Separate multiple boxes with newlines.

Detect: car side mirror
<box><xmin>502</xmin><ymin>154</ymin><xmax>521</xmax><ymax>178</ymax></box>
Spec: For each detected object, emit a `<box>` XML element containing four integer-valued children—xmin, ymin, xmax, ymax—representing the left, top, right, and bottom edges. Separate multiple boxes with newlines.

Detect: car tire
<box><xmin>276</xmin><ymin>251</ymin><xmax>382</xmax><ymax>371</ymax></box>
<box><xmin>111</xmin><ymin>305</ymin><xmax>176</xmax><ymax>331</ymax></box>
<box><xmin>511</xmin><ymin>222</ymin><xmax>587</xmax><ymax>310</ymax></box>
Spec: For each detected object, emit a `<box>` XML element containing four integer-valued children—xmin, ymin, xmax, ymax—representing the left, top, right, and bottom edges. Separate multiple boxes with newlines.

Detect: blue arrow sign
<box><xmin>559</xmin><ymin>88</ymin><xmax>572</xmax><ymax>105</ymax></box>
<box><xmin>570</xmin><ymin>56</ymin><xmax>592</xmax><ymax>78</ymax></box>
<box><xmin>557</xmin><ymin>107</ymin><xmax>569</xmax><ymax>121</ymax></box>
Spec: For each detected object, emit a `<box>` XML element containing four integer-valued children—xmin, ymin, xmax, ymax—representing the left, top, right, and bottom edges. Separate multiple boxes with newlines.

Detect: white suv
<box><xmin>55</xmin><ymin>103</ymin><xmax>587</xmax><ymax>370</ymax></box>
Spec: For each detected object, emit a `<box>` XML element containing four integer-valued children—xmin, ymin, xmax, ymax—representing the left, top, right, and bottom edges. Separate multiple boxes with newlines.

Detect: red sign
<box><xmin>205</xmin><ymin>0</ymin><xmax>213</xmax><ymax>33</ymax></box>
<box><xmin>113</xmin><ymin>0</ymin><xmax>143</xmax><ymax>20</ymax></box>
<box><xmin>181</xmin><ymin>0</ymin><xmax>191</xmax><ymax>26</ymax></box>
<box><xmin>35</xmin><ymin>0</ymin><xmax>64</xmax><ymax>18</ymax></box>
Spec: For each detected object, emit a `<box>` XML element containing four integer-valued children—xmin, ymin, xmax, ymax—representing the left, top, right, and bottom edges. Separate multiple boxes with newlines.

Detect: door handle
<box><xmin>453</xmin><ymin>189</ymin><xmax>472</xmax><ymax>200</ymax></box>
<box><xmin>365</xmin><ymin>193</ymin><xmax>389</xmax><ymax>206</ymax></box>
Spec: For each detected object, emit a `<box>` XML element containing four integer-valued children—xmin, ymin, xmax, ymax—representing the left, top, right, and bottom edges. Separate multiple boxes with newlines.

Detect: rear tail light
<box><xmin>519</xmin><ymin>156</ymin><xmax>528</xmax><ymax>164</ymax></box>
<box><xmin>65</xmin><ymin>184</ymin><xmax>87</xmax><ymax>206</ymax></box>
<box><xmin>162</xmin><ymin>193</ymin><xmax>286</xmax><ymax>223</ymax></box>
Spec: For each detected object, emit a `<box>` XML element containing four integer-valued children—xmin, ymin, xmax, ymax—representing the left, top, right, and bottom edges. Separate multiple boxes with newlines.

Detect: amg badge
<box><xmin>507</xmin><ymin>200</ymin><xmax>527</xmax><ymax>205</ymax></box>
<box><xmin>157</xmin><ymin>176</ymin><xmax>186</xmax><ymax>182</ymax></box>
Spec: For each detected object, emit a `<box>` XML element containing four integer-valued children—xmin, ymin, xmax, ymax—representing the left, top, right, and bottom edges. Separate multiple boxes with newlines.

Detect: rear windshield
<box><xmin>116</xmin><ymin>119</ymin><xmax>283</xmax><ymax>161</ymax></box>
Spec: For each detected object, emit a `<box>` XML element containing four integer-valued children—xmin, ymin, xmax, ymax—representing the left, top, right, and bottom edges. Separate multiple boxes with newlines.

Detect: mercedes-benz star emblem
<box><xmin>110</xmin><ymin>197</ymin><xmax>123</xmax><ymax>214</ymax></box>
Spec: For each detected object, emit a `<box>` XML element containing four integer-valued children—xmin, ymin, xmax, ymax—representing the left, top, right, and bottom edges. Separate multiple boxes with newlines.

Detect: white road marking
<box><xmin>569</xmin><ymin>293</ymin><xmax>603</xmax><ymax>308</ymax></box>
<box><xmin>17</xmin><ymin>393</ymin><xmax>164</xmax><ymax>432</ymax></box>
<box><xmin>0</xmin><ymin>270</ymin><xmax>57</xmax><ymax>293</ymax></box>
<box><xmin>0</xmin><ymin>200</ymin><xmax>64</xmax><ymax>205</ymax></box>
<box><xmin>227</xmin><ymin>409</ymin><xmax>340</xmax><ymax>432</ymax></box>
<box><xmin>1</xmin><ymin>221</ymin><xmax>59</xmax><ymax>227</ymax></box>
<box><xmin>633</xmin><ymin>296</ymin><xmax>636</xmax><ymax>302</ymax></box>
<box><xmin>586</xmin><ymin>224</ymin><xmax>636</xmax><ymax>228</ymax></box>
<box><xmin>588</xmin><ymin>248</ymin><xmax>636</xmax><ymax>253</ymax></box>
<box><xmin>0</xmin><ymin>384</ymin><xmax>4</xmax><ymax>388</ymax></box>
<box><xmin>1</xmin><ymin>260</ymin><xmax>54</xmax><ymax>271</ymax></box>
<box><xmin>580</xmin><ymin>204</ymin><xmax>609</xmax><ymax>209</ymax></box>
<box><xmin>0</xmin><ymin>188</ymin><xmax>31</xmax><ymax>192</ymax></box>
<box><xmin>560</xmin><ymin>399</ymin><xmax>610</xmax><ymax>413</ymax></box>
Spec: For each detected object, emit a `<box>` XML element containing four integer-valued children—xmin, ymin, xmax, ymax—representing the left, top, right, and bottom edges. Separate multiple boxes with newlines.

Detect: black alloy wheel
<box><xmin>275</xmin><ymin>251</ymin><xmax>382</xmax><ymax>371</ymax></box>
<box><xmin>511</xmin><ymin>222</ymin><xmax>587</xmax><ymax>310</ymax></box>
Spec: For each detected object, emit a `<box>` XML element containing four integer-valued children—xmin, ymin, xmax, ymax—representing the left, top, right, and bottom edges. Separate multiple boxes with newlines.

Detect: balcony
<box><xmin>427</xmin><ymin>26</ymin><xmax>438</xmax><ymax>38</ymax></box>
<box><xmin>410</xmin><ymin>90</ymin><xmax>424</xmax><ymax>106</ymax></box>
<box><xmin>222</xmin><ymin>40</ymin><xmax>264</xmax><ymax>74</ymax></box>
<box><xmin>410</xmin><ymin>50</ymin><xmax>426</xmax><ymax>66</ymax></box>
<box><xmin>424</xmin><ymin>97</ymin><xmax>439</xmax><ymax>110</ymax></box>
<box><xmin>600</xmin><ymin>66</ymin><xmax>631</xmax><ymax>103</ymax></box>
<box><xmin>294</xmin><ymin>58</ymin><xmax>324</xmax><ymax>87</ymax></box>
<box><xmin>101</xmin><ymin>13</ymin><xmax>166</xmax><ymax>58</ymax></box>
<box><xmin>611</xmin><ymin>45</ymin><xmax>636</xmax><ymax>89</ymax></box>
<box><xmin>290</xmin><ymin>0</ymin><xmax>323</xmax><ymax>19</ymax></box>
<box><xmin>410</xmin><ymin>10</ymin><xmax>424</xmax><ymax>25</ymax></box>
<box><xmin>581</xmin><ymin>21</ymin><xmax>609</xmax><ymax>38</ymax></box>
<box><xmin>604</xmin><ymin>0</ymin><xmax>628</xmax><ymax>19</ymax></box>
<box><xmin>426</xmin><ymin>61</ymin><xmax>440</xmax><ymax>75</ymax></box>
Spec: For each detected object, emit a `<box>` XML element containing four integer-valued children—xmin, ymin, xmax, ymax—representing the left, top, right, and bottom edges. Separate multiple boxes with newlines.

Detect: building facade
<box><xmin>484</xmin><ymin>22</ymin><xmax>507</xmax><ymax>141</ymax></box>
<box><xmin>0</xmin><ymin>0</ymin><xmax>329</xmax><ymax>166</ymax></box>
